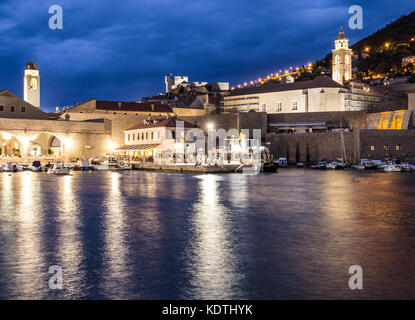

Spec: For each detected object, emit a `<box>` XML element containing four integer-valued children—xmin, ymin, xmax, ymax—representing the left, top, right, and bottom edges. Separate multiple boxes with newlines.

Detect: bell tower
<box><xmin>24</xmin><ymin>61</ymin><xmax>40</xmax><ymax>108</ymax></box>
<box><xmin>332</xmin><ymin>27</ymin><xmax>353</xmax><ymax>85</ymax></box>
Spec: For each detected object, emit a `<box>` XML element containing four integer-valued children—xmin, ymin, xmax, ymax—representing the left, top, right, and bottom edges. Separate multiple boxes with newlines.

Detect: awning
<box><xmin>115</xmin><ymin>143</ymin><xmax>159</xmax><ymax>152</ymax></box>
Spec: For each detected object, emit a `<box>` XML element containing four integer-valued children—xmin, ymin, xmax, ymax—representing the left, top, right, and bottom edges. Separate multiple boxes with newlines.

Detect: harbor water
<box><xmin>0</xmin><ymin>170</ymin><xmax>415</xmax><ymax>299</ymax></box>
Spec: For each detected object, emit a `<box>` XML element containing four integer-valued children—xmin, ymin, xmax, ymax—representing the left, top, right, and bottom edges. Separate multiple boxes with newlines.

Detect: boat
<box><xmin>384</xmin><ymin>164</ymin><xmax>402</xmax><ymax>173</ymax></box>
<box><xmin>326</xmin><ymin>161</ymin><xmax>346</xmax><ymax>170</ymax></box>
<box><xmin>47</xmin><ymin>163</ymin><xmax>72</xmax><ymax>175</ymax></box>
<box><xmin>3</xmin><ymin>162</ymin><xmax>23</xmax><ymax>172</ymax></box>
<box><xmin>78</xmin><ymin>159</ymin><xmax>93</xmax><ymax>171</ymax></box>
<box><xmin>311</xmin><ymin>160</ymin><xmax>327</xmax><ymax>170</ymax></box>
<box><xmin>296</xmin><ymin>162</ymin><xmax>305</xmax><ymax>168</ymax></box>
<box><xmin>400</xmin><ymin>162</ymin><xmax>412</xmax><ymax>172</ymax></box>
<box><xmin>90</xmin><ymin>158</ymin><xmax>110</xmax><ymax>171</ymax></box>
<box><xmin>28</xmin><ymin>161</ymin><xmax>43</xmax><ymax>172</ymax></box>
<box><xmin>116</xmin><ymin>162</ymin><xmax>132</xmax><ymax>170</ymax></box>
<box><xmin>276</xmin><ymin>157</ymin><xmax>288</xmax><ymax>168</ymax></box>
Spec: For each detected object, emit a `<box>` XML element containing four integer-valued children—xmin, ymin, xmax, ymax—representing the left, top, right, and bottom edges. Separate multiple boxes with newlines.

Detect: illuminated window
<box><xmin>30</xmin><ymin>78</ymin><xmax>37</xmax><ymax>90</ymax></box>
<box><xmin>396</xmin><ymin>145</ymin><xmax>401</xmax><ymax>151</ymax></box>
<box><xmin>292</xmin><ymin>101</ymin><xmax>298</xmax><ymax>110</ymax></box>
<box><xmin>345</xmin><ymin>55</ymin><xmax>350</xmax><ymax>65</ymax></box>
<box><xmin>384</xmin><ymin>145</ymin><xmax>389</xmax><ymax>151</ymax></box>
<box><xmin>371</xmin><ymin>145</ymin><xmax>375</xmax><ymax>151</ymax></box>
<box><xmin>335</xmin><ymin>55</ymin><xmax>340</xmax><ymax>64</ymax></box>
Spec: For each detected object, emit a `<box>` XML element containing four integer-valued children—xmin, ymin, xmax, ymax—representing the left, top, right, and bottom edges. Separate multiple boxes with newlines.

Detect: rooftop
<box><xmin>126</xmin><ymin>117</ymin><xmax>199</xmax><ymax>131</ymax></box>
<box><xmin>227</xmin><ymin>76</ymin><xmax>345</xmax><ymax>97</ymax></box>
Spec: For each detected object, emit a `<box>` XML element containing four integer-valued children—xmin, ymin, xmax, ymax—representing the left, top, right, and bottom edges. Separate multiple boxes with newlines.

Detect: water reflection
<box><xmin>101</xmin><ymin>172</ymin><xmax>130</xmax><ymax>298</ymax></box>
<box><xmin>13</xmin><ymin>172</ymin><xmax>45</xmax><ymax>299</ymax></box>
<box><xmin>187</xmin><ymin>175</ymin><xmax>242</xmax><ymax>299</ymax></box>
<box><xmin>56</xmin><ymin>175</ymin><xmax>84</xmax><ymax>298</ymax></box>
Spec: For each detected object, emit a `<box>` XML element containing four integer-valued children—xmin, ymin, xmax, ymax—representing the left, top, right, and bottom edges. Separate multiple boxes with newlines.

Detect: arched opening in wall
<box><xmin>0</xmin><ymin>132</ymin><xmax>22</xmax><ymax>158</ymax></box>
<box><xmin>29</xmin><ymin>132</ymin><xmax>64</xmax><ymax>159</ymax></box>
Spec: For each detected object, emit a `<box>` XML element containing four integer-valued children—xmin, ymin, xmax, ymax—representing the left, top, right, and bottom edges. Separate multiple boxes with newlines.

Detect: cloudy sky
<box><xmin>0</xmin><ymin>0</ymin><xmax>414</xmax><ymax>111</ymax></box>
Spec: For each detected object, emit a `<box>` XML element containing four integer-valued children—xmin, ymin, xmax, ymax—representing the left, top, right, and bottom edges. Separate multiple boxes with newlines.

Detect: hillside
<box><xmin>311</xmin><ymin>10</ymin><xmax>415</xmax><ymax>82</ymax></box>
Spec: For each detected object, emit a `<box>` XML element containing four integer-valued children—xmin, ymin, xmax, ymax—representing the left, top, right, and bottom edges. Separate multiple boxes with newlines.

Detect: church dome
<box><xmin>26</xmin><ymin>61</ymin><xmax>38</xmax><ymax>70</ymax></box>
<box><xmin>336</xmin><ymin>27</ymin><xmax>348</xmax><ymax>41</ymax></box>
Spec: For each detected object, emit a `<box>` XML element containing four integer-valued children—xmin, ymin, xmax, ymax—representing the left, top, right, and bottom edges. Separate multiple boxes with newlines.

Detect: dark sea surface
<box><xmin>0</xmin><ymin>169</ymin><xmax>414</xmax><ymax>299</ymax></box>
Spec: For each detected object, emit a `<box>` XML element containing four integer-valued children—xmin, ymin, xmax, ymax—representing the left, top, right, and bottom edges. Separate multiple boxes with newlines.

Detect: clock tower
<box><xmin>24</xmin><ymin>61</ymin><xmax>40</xmax><ymax>108</ymax></box>
<box><xmin>332</xmin><ymin>27</ymin><xmax>353</xmax><ymax>85</ymax></box>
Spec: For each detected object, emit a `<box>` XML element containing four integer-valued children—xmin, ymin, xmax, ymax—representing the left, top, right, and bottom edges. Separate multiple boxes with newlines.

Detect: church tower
<box><xmin>332</xmin><ymin>27</ymin><xmax>352</xmax><ymax>85</ymax></box>
<box><xmin>24</xmin><ymin>61</ymin><xmax>40</xmax><ymax>108</ymax></box>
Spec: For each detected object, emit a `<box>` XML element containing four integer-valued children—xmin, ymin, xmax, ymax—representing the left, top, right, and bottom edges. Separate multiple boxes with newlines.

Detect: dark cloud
<box><xmin>0</xmin><ymin>0</ymin><xmax>414</xmax><ymax>111</ymax></box>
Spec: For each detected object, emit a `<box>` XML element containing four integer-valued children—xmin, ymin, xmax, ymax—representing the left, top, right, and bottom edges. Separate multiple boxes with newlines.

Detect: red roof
<box><xmin>95</xmin><ymin>100</ymin><xmax>172</xmax><ymax>113</ymax></box>
<box><xmin>126</xmin><ymin>117</ymin><xmax>199</xmax><ymax>131</ymax></box>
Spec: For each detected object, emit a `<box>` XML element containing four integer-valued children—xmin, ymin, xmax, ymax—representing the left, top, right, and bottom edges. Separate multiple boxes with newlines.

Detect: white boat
<box><xmin>276</xmin><ymin>158</ymin><xmax>288</xmax><ymax>168</ymax></box>
<box><xmin>400</xmin><ymin>162</ymin><xmax>412</xmax><ymax>172</ymax></box>
<box><xmin>28</xmin><ymin>161</ymin><xmax>43</xmax><ymax>172</ymax></box>
<box><xmin>47</xmin><ymin>163</ymin><xmax>72</xmax><ymax>175</ymax></box>
<box><xmin>3</xmin><ymin>162</ymin><xmax>23</xmax><ymax>172</ymax></box>
<box><xmin>90</xmin><ymin>158</ymin><xmax>110</xmax><ymax>171</ymax></box>
<box><xmin>326</xmin><ymin>161</ymin><xmax>346</xmax><ymax>170</ymax></box>
<box><xmin>77</xmin><ymin>159</ymin><xmax>92</xmax><ymax>171</ymax></box>
<box><xmin>116</xmin><ymin>162</ymin><xmax>132</xmax><ymax>170</ymax></box>
<box><xmin>384</xmin><ymin>164</ymin><xmax>402</xmax><ymax>173</ymax></box>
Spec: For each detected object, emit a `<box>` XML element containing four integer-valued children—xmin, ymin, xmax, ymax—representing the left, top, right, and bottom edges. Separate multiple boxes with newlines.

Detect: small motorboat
<box><xmin>28</xmin><ymin>161</ymin><xmax>43</xmax><ymax>172</ymax></box>
<box><xmin>296</xmin><ymin>162</ymin><xmax>305</xmax><ymax>168</ymax></box>
<box><xmin>3</xmin><ymin>162</ymin><xmax>23</xmax><ymax>172</ymax></box>
<box><xmin>47</xmin><ymin>163</ymin><xmax>72</xmax><ymax>175</ymax></box>
<box><xmin>116</xmin><ymin>162</ymin><xmax>132</xmax><ymax>170</ymax></box>
<box><xmin>326</xmin><ymin>161</ymin><xmax>345</xmax><ymax>170</ymax></box>
<box><xmin>384</xmin><ymin>164</ymin><xmax>402</xmax><ymax>173</ymax></box>
<box><xmin>400</xmin><ymin>162</ymin><xmax>412</xmax><ymax>172</ymax></box>
<box><xmin>276</xmin><ymin>158</ymin><xmax>288</xmax><ymax>168</ymax></box>
<box><xmin>311</xmin><ymin>160</ymin><xmax>327</xmax><ymax>170</ymax></box>
<box><xmin>78</xmin><ymin>159</ymin><xmax>92</xmax><ymax>171</ymax></box>
<box><xmin>90</xmin><ymin>158</ymin><xmax>110</xmax><ymax>171</ymax></box>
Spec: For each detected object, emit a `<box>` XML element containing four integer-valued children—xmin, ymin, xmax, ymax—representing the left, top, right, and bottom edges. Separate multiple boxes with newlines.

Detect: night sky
<box><xmin>0</xmin><ymin>0</ymin><xmax>414</xmax><ymax>111</ymax></box>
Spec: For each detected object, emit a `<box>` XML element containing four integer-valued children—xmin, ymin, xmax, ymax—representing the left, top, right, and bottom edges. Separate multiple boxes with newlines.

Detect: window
<box><xmin>128</xmin><ymin>134</ymin><xmax>130</xmax><ymax>141</ymax></box>
<box><xmin>132</xmin><ymin>134</ymin><xmax>135</xmax><ymax>141</ymax></box>
<box><xmin>276</xmin><ymin>102</ymin><xmax>282</xmax><ymax>112</ymax></box>
<box><xmin>157</xmin><ymin>131</ymin><xmax>160</xmax><ymax>139</ymax></box>
<box><xmin>141</xmin><ymin>133</ymin><xmax>144</xmax><ymax>140</ymax></box>
<box><xmin>30</xmin><ymin>78</ymin><xmax>37</xmax><ymax>90</ymax></box>
<box><xmin>151</xmin><ymin>132</ymin><xmax>154</xmax><ymax>140</ymax></box>
<box><xmin>262</xmin><ymin>104</ymin><xmax>266</xmax><ymax>112</ymax></box>
<box><xmin>21</xmin><ymin>107</ymin><xmax>26</xmax><ymax>112</ymax></box>
<box><xmin>384</xmin><ymin>145</ymin><xmax>389</xmax><ymax>151</ymax></box>
<box><xmin>292</xmin><ymin>101</ymin><xmax>298</xmax><ymax>110</ymax></box>
<box><xmin>146</xmin><ymin>132</ymin><xmax>148</xmax><ymax>140</ymax></box>
<box><xmin>335</xmin><ymin>55</ymin><xmax>340</xmax><ymax>64</ymax></box>
<box><xmin>396</xmin><ymin>145</ymin><xmax>401</xmax><ymax>151</ymax></box>
<box><xmin>10</xmin><ymin>106</ymin><xmax>15</xmax><ymax>112</ymax></box>
<box><xmin>137</xmin><ymin>133</ymin><xmax>140</xmax><ymax>140</ymax></box>
<box><xmin>345</xmin><ymin>55</ymin><xmax>350</xmax><ymax>65</ymax></box>
<box><xmin>0</xmin><ymin>105</ymin><xmax>4</xmax><ymax>112</ymax></box>
<box><xmin>371</xmin><ymin>145</ymin><xmax>375</xmax><ymax>151</ymax></box>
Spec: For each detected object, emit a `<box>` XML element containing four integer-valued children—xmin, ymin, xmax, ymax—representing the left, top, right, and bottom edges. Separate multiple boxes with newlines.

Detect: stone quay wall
<box><xmin>266</xmin><ymin>129</ymin><xmax>415</xmax><ymax>164</ymax></box>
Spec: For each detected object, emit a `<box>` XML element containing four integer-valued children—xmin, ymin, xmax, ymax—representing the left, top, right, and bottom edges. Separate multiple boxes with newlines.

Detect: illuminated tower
<box><xmin>332</xmin><ymin>27</ymin><xmax>353</xmax><ymax>85</ymax></box>
<box><xmin>23</xmin><ymin>61</ymin><xmax>40</xmax><ymax>108</ymax></box>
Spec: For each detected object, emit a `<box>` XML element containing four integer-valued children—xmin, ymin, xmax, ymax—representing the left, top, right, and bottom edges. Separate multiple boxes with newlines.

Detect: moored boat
<box><xmin>384</xmin><ymin>164</ymin><xmax>402</xmax><ymax>173</ymax></box>
<box><xmin>47</xmin><ymin>162</ymin><xmax>72</xmax><ymax>175</ymax></box>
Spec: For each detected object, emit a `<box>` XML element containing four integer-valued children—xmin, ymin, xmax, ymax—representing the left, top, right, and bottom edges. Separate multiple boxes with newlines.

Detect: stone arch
<box><xmin>0</xmin><ymin>131</ymin><xmax>23</xmax><ymax>157</ymax></box>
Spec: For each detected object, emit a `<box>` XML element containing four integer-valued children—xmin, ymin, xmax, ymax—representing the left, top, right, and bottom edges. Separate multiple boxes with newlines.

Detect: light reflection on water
<box><xmin>0</xmin><ymin>170</ymin><xmax>414</xmax><ymax>299</ymax></box>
